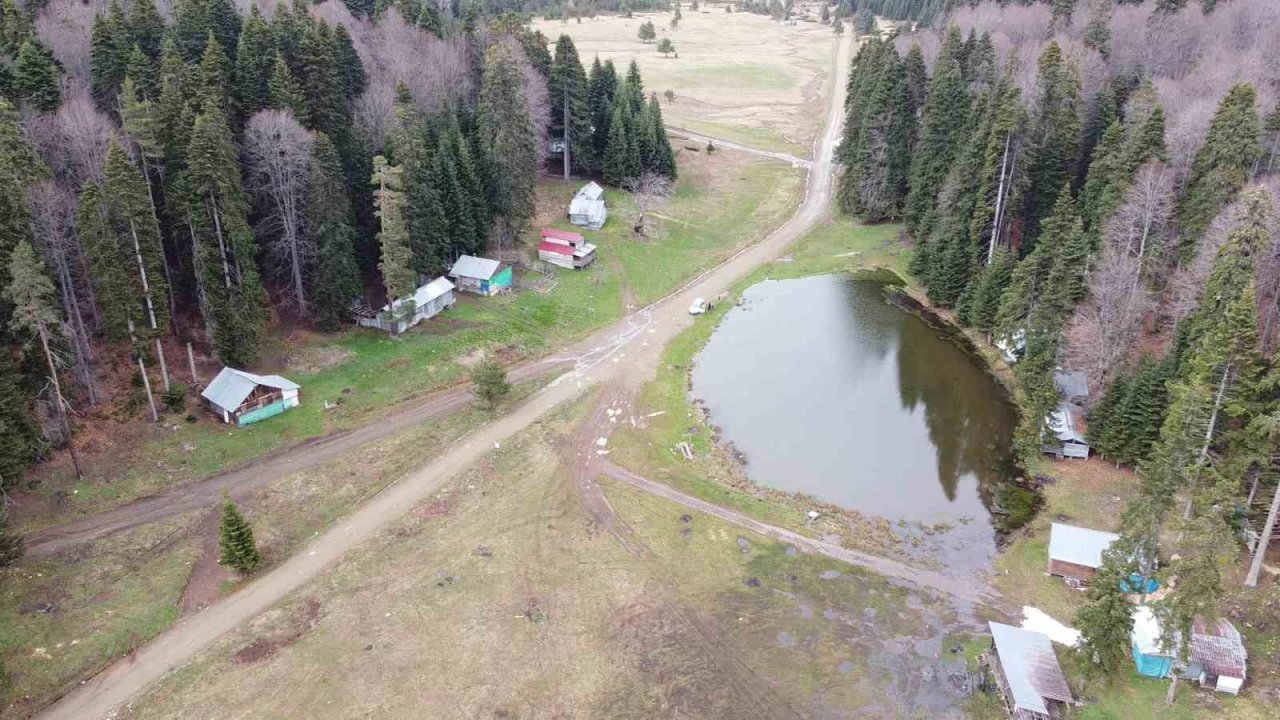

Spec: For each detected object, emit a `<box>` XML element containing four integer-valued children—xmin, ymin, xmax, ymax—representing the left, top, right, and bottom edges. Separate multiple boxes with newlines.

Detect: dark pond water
<box><xmin>691</xmin><ymin>274</ymin><xmax>1019</xmax><ymax>572</ymax></box>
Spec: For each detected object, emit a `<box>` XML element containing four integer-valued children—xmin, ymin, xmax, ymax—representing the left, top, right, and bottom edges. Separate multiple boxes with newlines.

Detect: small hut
<box><xmin>1044</xmin><ymin>403</ymin><xmax>1089</xmax><ymax>459</ymax></box>
<box><xmin>355</xmin><ymin>277</ymin><xmax>455</xmax><ymax>334</ymax></box>
<box><xmin>1053</xmin><ymin>371</ymin><xmax>1089</xmax><ymax>404</ymax></box>
<box><xmin>984</xmin><ymin>622</ymin><xmax>1074</xmax><ymax>720</ymax></box>
<box><xmin>449</xmin><ymin>255</ymin><xmax>513</xmax><ymax>296</ymax></box>
<box><xmin>1047</xmin><ymin>523</ymin><xmax>1119</xmax><ymax>585</ymax></box>
<box><xmin>1131</xmin><ymin>607</ymin><xmax>1249</xmax><ymax>694</ymax></box>
<box><xmin>568</xmin><ymin>182</ymin><xmax>608</xmax><ymax>230</ymax></box>
<box><xmin>201</xmin><ymin>368</ymin><xmax>300</xmax><ymax>426</ymax></box>
<box><xmin>538</xmin><ymin>229</ymin><xmax>598</xmax><ymax>269</ymax></box>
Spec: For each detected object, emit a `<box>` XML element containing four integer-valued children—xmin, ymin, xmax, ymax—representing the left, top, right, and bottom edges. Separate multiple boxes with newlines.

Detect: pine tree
<box><xmin>0</xmin><ymin>350</ymin><xmax>39</xmax><ymax>495</ymax></box>
<box><xmin>233</xmin><ymin>7</ymin><xmax>276</xmax><ymax>119</ymax></box>
<box><xmin>89</xmin><ymin>0</ymin><xmax>131</xmax><ymax>109</ymax></box>
<box><xmin>306</xmin><ymin>133</ymin><xmax>360</xmax><ymax>331</ymax></box>
<box><xmin>371</xmin><ymin>155</ymin><xmax>414</xmax><ymax>309</ymax></box>
<box><xmin>77</xmin><ymin>183</ymin><xmax>135</xmax><ymax>340</ymax></box>
<box><xmin>331</xmin><ymin>25</ymin><xmax>366</xmax><ymax>101</ymax></box>
<box><xmin>128</xmin><ymin>0</ymin><xmax>166</xmax><ymax>61</ymax></box>
<box><xmin>267</xmin><ymin>53</ymin><xmax>308</xmax><ymax>118</ymax></box>
<box><xmin>184</xmin><ymin>107</ymin><xmax>268</xmax><ymax>366</ymax></box>
<box><xmin>840</xmin><ymin>44</ymin><xmax>914</xmax><ymax>222</ymax></box>
<box><xmin>603</xmin><ymin>101</ymin><xmax>633</xmax><ymax>187</ymax></box>
<box><xmin>957</xmin><ymin>247</ymin><xmax>1013</xmax><ymax>333</ymax></box>
<box><xmin>1177</xmin><ymin>83</ymin><xmax>1262</xmax><ymax>252</ymax></box>
<box><xmin>647</xmin><ymin>93</ymin><xmax>677</xmax><ymax>180</ymax></box>
<box><xmin>0</xmin><ymin>96</ymin><xmax>42</xmax><ymax>268</ymax></box>
<box><xmin>904</xmin><ymin>27</ymin><xmax>969</xmax><ymax>240</ymax></box>
<box><xmin>1075</xmin><ymin>547</ymin><xmax>1136</xmax><ymax>677</ymax></box>
<box><xmin>624</xmin><ymin>60</ymin><xmax>645</xmax><ymax>113</ymax></box>
<box><xmin>478</xmin><ymin>43</ymin><xmax>539</xmax><ymax>234</ymax></box>
<box><xmin>550</xmin><ymin>34</ymin><xmax>593</xmax><ymax>173</ymax></box>
<box><xmin>197</xmin><ymin>32</ymin><xmax>233</xmax><ymax>112</ymax></box>
<box><xmin>1083</xmin><ymin>0</ymin><xmax>1113</xmax><ymax>57</ymax></box>
<box><xmin>588</xmin><ymin>58</ymin><xmax>619</xmax><ymax>165</ymax></box>
<box><xmin>218</xmin><ymin>496</ymin><xmax>261</xmax><ymax>573</ymax></box>
<box><xmin>1020</xmin><ymin>42</ymin><xmax>1082</xmax><ymax>255</ymax></box>
<box><xmin>12</xmin><ymin>37</ymin><xmax>60</xmax><ymax>112</ymax></box>
<box><xmin>125</xmin><ymin>45</ymin><xmax>159</xmax><ymax>100</ymax></box>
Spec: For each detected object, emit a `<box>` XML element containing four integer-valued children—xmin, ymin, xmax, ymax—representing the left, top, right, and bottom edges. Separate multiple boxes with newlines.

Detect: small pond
<box><xmin>691</xmin><ymin>274</ymin><xmax>1021</xmax><ymax>573</ymax></box>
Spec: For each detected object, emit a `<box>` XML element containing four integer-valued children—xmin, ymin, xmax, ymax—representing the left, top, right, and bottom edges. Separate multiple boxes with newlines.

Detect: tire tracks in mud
<box><xmin>568</xmin><ymin>387</ymin><xmax>804</xmax><ymax>720</ymax></box>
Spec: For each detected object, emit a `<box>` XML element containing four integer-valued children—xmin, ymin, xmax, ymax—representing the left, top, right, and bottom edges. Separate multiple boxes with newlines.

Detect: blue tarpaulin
<box><xmin>1119</xmin><ymin>574</ymin><xmax>1160</xmax><ymax>594</ymax></box>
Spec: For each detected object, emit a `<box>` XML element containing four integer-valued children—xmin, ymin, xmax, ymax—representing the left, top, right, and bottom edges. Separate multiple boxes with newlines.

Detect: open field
<box><xmin>12</xmin><ymin>147</ymin><xmax>802</xmax><ymax>536</ymax></box>
<box><xmin>533</xmin><ymin>7</ymin><xmax>837</xmax><ymax>156</ymax></box>
<box><xmin>119</xmin><ymin>397</ymin><xmax>981</xmax><ymax>719</ymax></box>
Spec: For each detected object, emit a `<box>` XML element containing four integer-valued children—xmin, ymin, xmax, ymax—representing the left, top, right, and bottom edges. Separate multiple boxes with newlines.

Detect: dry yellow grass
<box><xmin>533</xmin><ymin>7</ymin><xmax>837</xmax><ymax>155</ymax></box>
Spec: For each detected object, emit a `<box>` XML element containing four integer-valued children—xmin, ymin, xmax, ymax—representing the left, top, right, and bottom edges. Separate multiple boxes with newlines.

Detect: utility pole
<box><xmin>1245</xmin><ymin>478</ymin><xmax>1280</xmax><ymax>587</ymax></box>
<box><xmin>563</xmin><ymin>85</ymin><xmax>571</xmax><ymax>181</ymax></box>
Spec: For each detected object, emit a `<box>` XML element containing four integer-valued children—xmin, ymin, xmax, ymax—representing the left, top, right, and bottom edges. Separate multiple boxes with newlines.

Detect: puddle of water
<box><xmin>692</xmin><ymin>274</ymin><xmax>1017</xmax><ymax>573</ymax></box>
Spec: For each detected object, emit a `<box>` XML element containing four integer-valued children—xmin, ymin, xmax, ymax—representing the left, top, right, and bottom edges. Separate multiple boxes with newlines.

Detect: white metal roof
<box><xmin>575</xmin><ymin>181</ymin><xmax>604</xmax><ymax>201</ymax></box>
<box><xmin>387</xmin><ymin>277</ymin><xmax>454</xmax><ymax>313</ymax></box>
<box><xmin>569</xmin><ymin>196</ymin><xmax>606</xmax><ymax>219</ymax></box>
<box><xmin>449</xmin><ymin>255</ymin><xmax>501</xmax><ymax>280</ymax></box>
<box><xmin>1048</xmin><ymin>523</ymin><xmax>1119</xmax><ymax>569</ymax></box>
<box><xmin>201</xmin><ymin>368</ymin><xmax>300</xmax><ymax>413</ymax></box>
<box><xmin>1049</xmin><ymin>403</ymin><xmax>1087</xmax><ymax>444</ymax></box>
<box><xmin>990</xmin><ymin>622</ymin><xmax>1074</xmax><ymax>714</ymax></box>
<box><xmin>1054</xmin><ymin>371</ymin><xmax>1090</xmax><ymax>399</ymax></box>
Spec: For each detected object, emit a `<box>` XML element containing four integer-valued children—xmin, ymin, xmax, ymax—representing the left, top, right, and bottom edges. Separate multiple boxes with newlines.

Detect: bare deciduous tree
<box><xmin>244</xmin><ymin>110</ymin><xmax>315</xmax><ymax>313</ymax></box>
<box><xmin>1067</xmin><ymin>246</ymin><xmax>1152</xmax><ymax>393</ymax></box>
<box><xmin>623</xmin><ymin>172</ymin><xmax>673</xmax><ymax>239</ymax></box>
<box><xmin>1104</xmin><ymin>161</ymin><xmax>1175</xmax><ymax>273</ymax></box>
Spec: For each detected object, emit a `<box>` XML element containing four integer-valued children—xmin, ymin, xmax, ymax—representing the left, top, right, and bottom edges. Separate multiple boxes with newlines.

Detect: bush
<box><xmin>162</xmin><ymin>383</ymin><xmax>188</xmax><ymax>413</ymax></box>
<box><xmin>471</xmin><ymin>360</ymin><xmax>511</xmax><ymax>409</ymax></box>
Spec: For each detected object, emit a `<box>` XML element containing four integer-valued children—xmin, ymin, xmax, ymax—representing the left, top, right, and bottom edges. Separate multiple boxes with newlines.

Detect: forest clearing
<box><xmin>534</xmin><ymin>8</ymin><xmax>836</xmax><ymax>156</ymax></box>
<box><xmin>4</xmin><ymin>0</ymin><xmax>1280</xmax><ymax>719</ymax></box>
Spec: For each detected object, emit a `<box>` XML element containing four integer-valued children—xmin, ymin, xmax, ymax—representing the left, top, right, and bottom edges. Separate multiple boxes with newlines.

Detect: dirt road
<box><xmin>667</xmin><ymin>127</ymin><xmax>812</xmax><ymax>167</ymax></box>
<box><xmin>37</xmin><ymin>31</ymin><xmax>855</xmax><ymax>720</ymax></box>
<box><xmin>23</xmin><ymin>360</ymin><xmax>566</xmax><ymax>559</ymax></box>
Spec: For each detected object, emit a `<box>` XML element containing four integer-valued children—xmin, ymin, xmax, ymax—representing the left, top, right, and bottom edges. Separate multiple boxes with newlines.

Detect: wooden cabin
<box><xmin>984</xmin><ymin>623</ymin><xmax>1074</xmax><ymax>720</ymax></box>
<box><xmin>355</xmin><ymin>277</ymin><xmax>455</xmax><ymax>335</ymax></box>
<box><xmin>538</xmin><ymin>229</ymin><xmax>598</xmax><ymax>269</ymax></box>
<box><xmin>449</xmin><ymin>255</ymin><xmax>513</xmax><ymax>296</ymax></box>
<box><xmin>201</xmin><ymin>368</ymin><xmax>300</xmax><ymax>426</ymax></box>
<box><xmin>1044</xmin><ymin>403</ymin><xmax>1089</xmax><ymax>459</ymax></box>
<box><xmin>1046</xmin><ymin>523</ymin><xmax>1119</xmax><ymax>585</ymax></box>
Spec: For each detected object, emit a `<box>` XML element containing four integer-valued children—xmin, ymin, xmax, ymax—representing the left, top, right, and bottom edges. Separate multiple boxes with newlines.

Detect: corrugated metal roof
<box><xmin>990</xmin><ymin>622</ymin><xmax>1073</xmax><ymax>714</ymax></box>
<box><xmin>201</xmin><ymin>368</ymin><xmax>299</xmax><ymax>413</ymax></box>
<box><xmin>1049</xmin><ymin>403</ymin><xmax>1088</xmax><ymax>444</ymax></box>
<box><xmin>575</xmin><ymin>181</ymin><xmax>604</xmax><ymax>200</ymax></box>
<box><xmin>449</xmin><ymin>255</ymin><xmax>501</xmax><ymax>280</ymax></box>
<box><xmin>1054</xmin><ymin>371</ymin><xmax>1090</xmax><ymax>399</ymax></box>
<box><xmin>538</xmin><ymin>241</ymin><xmax>574</xmax><ymax>256</ymax></box>
<box><xmin>569</xmin><ymin>196</ymin><xmax>606</xmax><ymax>218</ymax></box>
<box><xmin>387</xmin><ymin>277</ymin><xmax>454</xmax><ymax>313</ymax></box>
<box><xmin>541</xmin><ymin>228</ymin><xmax>584</xmax><ymax>244</ymax></box>
<box><xmin>1191</xmin><ymin>617</ymin><xmax>1247</xmax><ymax>679</ymax></box>
<box><xmin>1048</xmin><ymin>523</ymin><xmax>1119</xmax><ymax>569</ymax></box>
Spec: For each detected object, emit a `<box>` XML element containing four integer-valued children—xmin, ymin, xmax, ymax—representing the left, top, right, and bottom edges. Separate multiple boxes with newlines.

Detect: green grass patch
<box><xmin>669</xmin><ymin>118</ymin><xmax>810</xmax><ymax>157</ymax></box>
<box><xmin>675</xmin><ymin>62</ymin><xmax>796</xmax><ymax>92</ymax></box>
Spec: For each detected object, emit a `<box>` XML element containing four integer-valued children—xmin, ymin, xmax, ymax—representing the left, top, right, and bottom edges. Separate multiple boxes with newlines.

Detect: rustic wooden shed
<box><xmin>449</xmin><ymin>255</ymin><xmax>513</xmax><ymax>296</ymax></box>
<box><xmin>984</xmin><ymin>622</ymin><xmax>1074</xmax><ymax>720</ymax></box>
<box><xmin>1046</xmin><ymin>523</ymin><xmax>1119</xmax><ymax>585</ymax></box>
<box><xmin>201</xmin><ymin>368</ymin><xmax>300</xmax><ymax>426</ymax></box>
<box><xmin>355</xmin><ymin>277</ymin><xmax>455</xmax><ymax>334</ymax></box>
<box><xmin>538</xmin><ymin>229</ymin><xmax>597</xmax><ymax>269</ymax></box>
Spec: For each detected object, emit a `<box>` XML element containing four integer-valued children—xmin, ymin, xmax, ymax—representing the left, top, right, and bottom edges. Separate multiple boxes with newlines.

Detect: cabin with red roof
<box><xmin>538</xmin><ymin>229</ymin><xmax>598</xmax><ymax>270</ymax></box>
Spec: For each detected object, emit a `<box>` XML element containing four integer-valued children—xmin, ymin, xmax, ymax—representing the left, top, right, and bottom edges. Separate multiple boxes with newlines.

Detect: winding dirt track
<box><xmin>666</xmin><ymin>127</ymin><xmax>812</xmax><ymax>167</ymax></box>
<box><xmin>37</xmin><ymin>31</ymin><xmax>855</xmax><ymax>720</ymax></box>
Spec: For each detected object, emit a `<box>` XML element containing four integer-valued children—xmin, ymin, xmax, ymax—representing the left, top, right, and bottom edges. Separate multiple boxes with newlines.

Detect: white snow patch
<box><xmin>1021</xmin><ymin>606</ymin><xmax>1080</xmax><ymax>647</ymax></box>
<box><xmin>596</xmin><ymin>437</ymin><xmax>608</xmax><ymax>447</ymax></box>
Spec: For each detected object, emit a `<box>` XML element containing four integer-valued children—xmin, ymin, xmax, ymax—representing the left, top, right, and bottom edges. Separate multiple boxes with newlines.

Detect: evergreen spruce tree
<box><xmin>588</xmin><ymin>58</ymin><xmax>619</xmax><ymax>166</ymax></box>
<box><xmin>1075</xmin><ymin>547</ymin><xmax>1135</xmax><ymax>677</ymax></box>
<box><xmin>331</xmin><ymin>25</ymin><xmax>367</xmax><ymax>101</ymax></box>
<box><xmin>1020</xmin><ymin>42</ymin><xmax>1082</xmax><ymax>255</ymax></box>
<box><xmin>840</xmin><ymin>44</ymin><xmax>914</xmax><ymax>222</ymax></box>
<box><xmin>77</xmin><ymin>183</ymin><xmax>135</xmax><ymax>340</ymax></box>
<box><xmin>0</xmin><ymin>351</ymin><xmax>39</xmax><ymax>496</ymax></box>
<box><xmin>624</xmin><ymin>60</ymin><xmax>645</xmax><ymax>113</ymax></box>
<box><xmin>647</xmin><ymin>93</ymin><xmax>677</xmax><ymax>180</ymax></box>
<box><xmin>602</xmin><ymin>101</ymin><xmax>632</xmax><ymax>187</ymax></box>
<box><xmin>12</xmin><ymin>37</ymin><xmax>60</xmax><ymax>112</ymax></box>
<box><xmin>128</xmin><ymin>0</ymin><xmax>166</xmax><ymax>61</ymax></box>
<box><xmin>89</xmin><ymin>0</ymin><xmax>130</xmax><ymax>109</ymax></box>
<box><xmin>197</xmin><ymin>32</ymin><xmax>233</xmax><ymax>112</ymax></box>
<box><xmin>0</xmin><ymin>96</ymin><xmax>42</xmax><ymax>266</ymax></box>
<box><xmin>478</xmin><ymin>43</ymin><xmax>539</xmax><ymax>234</ymax></box>
<box><xmin>184</xmin><ymin>107</ymin><xmax>268</xmax><ymax>366</ymax></box>
<box><xmin>957</xmin><ymin>247</ymin><xmax>1012</xmax><ymax>334</ymax></box>
<box><xmin>125</xmin><ymin>45</ymin><xmax>159</xmax><ymax>100</ymax></box>
<box><xmin>295</xmin><ymin>22</ymin><xmax>342</xmax><ymax>136</ymax></box>
<box><xmin>371</xmin><ymin>155</ymin><xmax>414</xmax><ymax>309</ymax></box>
<box><xmin>306</xmin><ymin>133</ymin><xmax>361</xmax><ymax>331</ymax></box>
<box><xmin>267</xmin><ymin>53</ymin><xmax>308</xmax><ymax>118</ymax></box>
<box><xmin>233</xmin><ymin>7</ymin><xmax>276</xmax><ymax>119</ymax></box>
<box><xmin>550</xmin><ymin>34</ymin><xmax>593</xmax><ymax>173</ymax></box>
<box><xmin>1176</xmin><ymin>83</ymin><xmax>1262</xmax><ymax>252</ymax></box>
<box><xmin>218</xmin><ymin>496</ymin><xmax>261</xmax><ymax>573</ymax></box>
<box><xmin>904</xmin><ymin>27</ymin><xmax>969</xmax><ymax>240</ymax></box>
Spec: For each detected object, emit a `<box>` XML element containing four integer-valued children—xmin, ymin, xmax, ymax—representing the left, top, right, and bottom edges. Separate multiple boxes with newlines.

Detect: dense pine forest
<box><xmin>838</xmin><ymin>0</ymin><xmax>1280</xmax><ymax>676</ymax></box>
<box><xmin>0</xmin><ymin>0</ymin><xmax>676</xmax><ymax>552</ymax></box>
